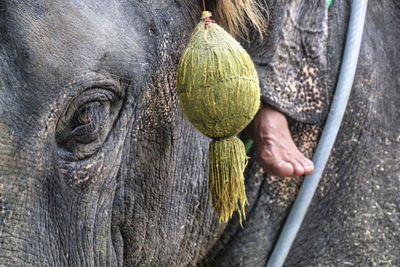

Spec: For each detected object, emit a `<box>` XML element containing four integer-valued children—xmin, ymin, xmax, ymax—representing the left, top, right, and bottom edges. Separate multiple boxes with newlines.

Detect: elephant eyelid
<box><xmin>64</xmin><ymin>89</ymin><xmax>117</xmax><ymax>120</ymax></box>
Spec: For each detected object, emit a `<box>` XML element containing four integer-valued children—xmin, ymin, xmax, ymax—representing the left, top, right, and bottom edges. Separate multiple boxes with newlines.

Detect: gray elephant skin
<box><xmin>0</xmin><ymin>0</ymin><xmax>399</xmax><ymax>266</ymax></box>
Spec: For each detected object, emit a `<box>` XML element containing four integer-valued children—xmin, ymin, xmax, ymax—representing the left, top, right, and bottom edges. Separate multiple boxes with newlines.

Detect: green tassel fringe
<box><xmin>209</xmin><ymin>136</ymin><xmax>248</xmax><ymax>223</ymax></box>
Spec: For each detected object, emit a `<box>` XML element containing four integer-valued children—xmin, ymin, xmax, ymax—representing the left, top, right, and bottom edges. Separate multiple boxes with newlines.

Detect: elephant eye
<box><xmin>55</xmin><ymin>88</ymin><xmax>122</xmax><ymax>159</ymax></box>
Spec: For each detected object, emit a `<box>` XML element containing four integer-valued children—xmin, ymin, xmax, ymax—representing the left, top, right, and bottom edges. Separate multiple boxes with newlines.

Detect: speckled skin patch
<box><xmin>252</xmin><ymin>1</ymin><xmax>329</xmax><ymax>124</ymax></box>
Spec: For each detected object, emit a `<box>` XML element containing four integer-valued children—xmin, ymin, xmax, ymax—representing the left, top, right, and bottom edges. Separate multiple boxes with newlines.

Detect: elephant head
<box><xmin>1</xmin><ymin>0</ymin><xmax>399</xmax><ymax>266</ymax></box>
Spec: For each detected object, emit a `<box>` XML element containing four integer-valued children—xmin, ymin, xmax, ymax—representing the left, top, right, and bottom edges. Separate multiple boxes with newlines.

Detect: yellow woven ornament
<box><xmin>176</xmin><ymin>11</ymin><xmax>260</xmax><ymax>223</ymax></box>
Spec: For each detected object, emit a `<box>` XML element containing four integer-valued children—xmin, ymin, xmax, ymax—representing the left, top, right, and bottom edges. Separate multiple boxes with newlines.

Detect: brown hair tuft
<box><xmin>212</xmin><ymin>0</ymin><xmax>268</xmax><ymax>40</ymax></box>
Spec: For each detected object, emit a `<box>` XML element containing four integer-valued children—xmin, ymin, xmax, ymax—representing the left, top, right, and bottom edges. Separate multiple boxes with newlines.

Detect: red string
<box><xmin>201</xmin><ymin>0</ymin><xmax>214</xmax><ymax>28</ymax></box>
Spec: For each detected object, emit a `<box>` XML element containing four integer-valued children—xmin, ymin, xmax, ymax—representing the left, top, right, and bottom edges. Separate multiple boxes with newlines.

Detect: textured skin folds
<box><xmin>0</xmin><ymin>0</ymin><xmax>399</xmax><ymax>266</ymax></box>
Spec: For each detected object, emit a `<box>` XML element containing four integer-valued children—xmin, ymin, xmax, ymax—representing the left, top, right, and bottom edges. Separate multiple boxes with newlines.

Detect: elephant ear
<box><xmin>252</xmin><ymin>0</ymin><xmax>328</xmax><ymax>123</ymax></box>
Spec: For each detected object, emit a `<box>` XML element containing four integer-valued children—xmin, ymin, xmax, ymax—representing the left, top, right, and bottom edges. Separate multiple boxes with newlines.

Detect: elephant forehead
<box><xmin>3</xmin><ymin>1</ymin><xmax>161</xmax><ymax>88</ymax></box>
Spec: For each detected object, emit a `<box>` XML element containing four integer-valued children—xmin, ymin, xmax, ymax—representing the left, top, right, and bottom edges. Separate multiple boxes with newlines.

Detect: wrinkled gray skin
<box><xmin>0</xmin><ymin>0</ymin><xmax>399</xmax><ymax>266</ymax></box>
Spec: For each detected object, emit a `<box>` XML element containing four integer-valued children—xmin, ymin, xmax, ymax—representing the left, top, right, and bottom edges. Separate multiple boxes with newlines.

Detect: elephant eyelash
<box><xmin>77</xmin><ymin>104</ymin><xmax>99</xmax><ymax>125</ymax></box>
<box><xmin>75</xmin><ymin>101</ymin><xmax>105</xmax><ymax>130</ymax></box>
<box><xmin>71</xmin><ymin>101</ymin><xmax>106</xmax><ymax>143</ymax></box>
<box><xmin>71</xmin><ymin>97</ymin><xmax>115</xmax><ymax>142</ymax></box>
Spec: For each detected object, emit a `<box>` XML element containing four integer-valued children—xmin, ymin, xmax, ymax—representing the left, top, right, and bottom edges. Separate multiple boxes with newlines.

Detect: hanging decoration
<box><xmin>176</xmin><ymin>1</ymin><xmax>260</xmax><ymax>223</ymax></box>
